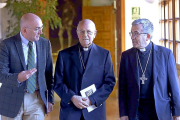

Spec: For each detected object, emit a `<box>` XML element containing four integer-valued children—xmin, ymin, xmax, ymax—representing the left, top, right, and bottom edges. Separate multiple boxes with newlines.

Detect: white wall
<box><xmin>1</xmin><ymin>7</ymin><xmax>14</xmax><ymax>40</ymax></box>
<box><xmin>125</xmin><ymin>0</ymin><xmax>159</xmax><ymax>50</ymax></box>
<box><xmin>0</xmin><ymin>0</ymin><xmax>14</xmax><ymax>41</ymax></box>
<box><xmin>91</xmin><ymin>0</ymin><xmax>113</xmax><ymax>6</ymax></box>
<box><xmin>0</xmin><ymin>7</ymin><xmax>17</xmax><ymax>42</ymax></box>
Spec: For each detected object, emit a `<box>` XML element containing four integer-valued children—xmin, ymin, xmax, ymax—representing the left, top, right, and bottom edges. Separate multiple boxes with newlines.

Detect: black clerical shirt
<box><xmin>79</xmin><ymin>43</ymin><xmax>93</xmax><ymax>73</ymax></box>
<box><xmin>138</xmin><ymin>42</ymin><xmax>154</xmax><ymax>99</ymax></box>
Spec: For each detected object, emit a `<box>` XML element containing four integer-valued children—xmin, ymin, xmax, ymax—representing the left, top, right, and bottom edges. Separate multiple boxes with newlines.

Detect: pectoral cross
<box><xmin>140</xmin><ymin>74</ymin><xmax>147</xmax><ymax>84</ymax></box>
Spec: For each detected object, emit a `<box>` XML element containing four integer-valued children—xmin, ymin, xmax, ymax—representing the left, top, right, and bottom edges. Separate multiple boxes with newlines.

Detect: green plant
<box><xmin>5</xmin><ymin>0</ymin><xmax>61</xmax><ymax>38</ymax></box>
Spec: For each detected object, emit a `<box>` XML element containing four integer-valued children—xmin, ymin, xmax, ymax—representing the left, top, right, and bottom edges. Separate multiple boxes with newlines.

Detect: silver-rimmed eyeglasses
<box><xmin>26</xmin><ymin>26</ymin><xmax>43</xmax><ymax>33</ymax></box>
<box><xmin>77</xmin><ymin>30</ymin><xmax>94</xmax><ymax>35</ymax></box>
<box><xmin>129</xmin><ymin>32</ymin><xmax>148</xmax><ymax>37</ymax></box>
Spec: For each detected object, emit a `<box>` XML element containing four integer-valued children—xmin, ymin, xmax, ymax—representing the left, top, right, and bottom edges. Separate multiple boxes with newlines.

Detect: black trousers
<box><xmin>130</xmin><ymin>99</ymin><xmax>158</xmax><ymax>120</ymax></box>
<box><xmin>80</xmin><ymin>114</ymin><xmax>85</xmax><ymax>120</ymax></box>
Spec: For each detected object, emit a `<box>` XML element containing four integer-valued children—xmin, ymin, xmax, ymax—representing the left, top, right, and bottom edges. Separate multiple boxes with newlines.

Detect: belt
<box><xmin>24</xmin><ymin>89</ymin><xmax>39</xmax><ymax>93</ymax></box>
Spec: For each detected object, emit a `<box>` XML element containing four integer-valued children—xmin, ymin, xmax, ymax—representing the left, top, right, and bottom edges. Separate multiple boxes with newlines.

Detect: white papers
<box><xmin>80</xmin><ymin>84</ymin><xmax>97</xmax><ymax>112</ymax></box>
<box><xmin>0</xmin><ymin>83</ymin><xmax>2</xmax><ymax>88</ymax></box>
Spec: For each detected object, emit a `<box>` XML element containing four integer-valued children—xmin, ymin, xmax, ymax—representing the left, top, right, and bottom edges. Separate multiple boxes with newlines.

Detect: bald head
<box><xmin>20</xmin><ymin>13</ymin><xmax>43</xmax><ymax>42</ymax></box>
<box><xmin>20</xmin><ymin>13</ymin><xmax>42</xmax><ymax>29</ymax></box>
<box><xmin>76</xmin><ymin>19</ymin><xmax>97</xmax><ymax>48</ymax></box>
<box><xmin>77</xmin><ymin>19</ymin><xmax>96</xmax><ymax>31</ymax></box>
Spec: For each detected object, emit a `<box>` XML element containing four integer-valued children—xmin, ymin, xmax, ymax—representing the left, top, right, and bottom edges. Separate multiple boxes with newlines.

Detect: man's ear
<box><xmin>146</xmin><ymin>34</ymin><xmax>151</xmax><ymax>40</ymax></box>
<box><xmin>21</xmin><ymin>27</ymin><xmax>27</xmax><ymax>34</ymax></box>
<box><xmin>94</xmin><ymin>30</ymin><xmax>97</xmax><ymax>38</ymax></box>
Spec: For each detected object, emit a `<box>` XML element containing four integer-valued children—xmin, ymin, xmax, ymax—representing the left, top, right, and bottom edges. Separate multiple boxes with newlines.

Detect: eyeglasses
<box><xmin>129</xmin><ymin>32</ymin><xmax>148</xmax><ymax>37</ymax></box>
<box><xmin>77</xmin><ymin>30</ymin><xmax>94</xmax><ymax>35</ymax></box>
<box><xmin>26</xmin><ymin>26</ymin><xmax>43</xmax><ymax>33</ymax></box>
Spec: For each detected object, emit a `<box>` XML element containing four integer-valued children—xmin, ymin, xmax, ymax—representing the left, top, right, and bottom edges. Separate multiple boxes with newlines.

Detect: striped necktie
<box><xmin>27</xmin><ymin>41</ymin><xmax>36</xmax><ymax>94</ymax></box>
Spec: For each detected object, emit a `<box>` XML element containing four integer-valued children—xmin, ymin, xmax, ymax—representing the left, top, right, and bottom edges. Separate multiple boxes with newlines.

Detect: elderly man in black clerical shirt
<box><xmin>54</xmin><ymin>19</ymin><xmax>115</xmax><ymax>120</ymax></box>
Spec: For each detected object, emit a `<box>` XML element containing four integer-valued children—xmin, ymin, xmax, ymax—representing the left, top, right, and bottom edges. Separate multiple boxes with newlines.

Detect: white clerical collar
<box><xmin>139</xmin><ymin>48</ymin><xmax>146</xmax><ymax>52</ymax></box>
<box><xmin>83</xmin><ymin>47</ymin><xmax>88</xmax><ymax>51</ymax></box>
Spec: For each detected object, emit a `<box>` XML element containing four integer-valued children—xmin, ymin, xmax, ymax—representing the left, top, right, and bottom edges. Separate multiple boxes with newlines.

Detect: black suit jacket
<box><xmin>118</xmin><ymin>43</ymin><xmax>180</xmax><ymax>120</ymax></box>
<box><xmin>0</xmin><ymin>33</ymin><xmax>54</xmax><ymax>118</ymax></box>
<box><xmin>54</xmin><ymin>43</ymin><xmax>115</xmax><ymax>120</ymax></box>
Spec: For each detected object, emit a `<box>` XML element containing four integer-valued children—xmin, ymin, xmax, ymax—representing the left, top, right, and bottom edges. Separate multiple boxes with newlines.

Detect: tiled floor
<box><xmin>45</xmin><ymin>97</ymin><xmax>120</xmax><ymax>120</ymax></box>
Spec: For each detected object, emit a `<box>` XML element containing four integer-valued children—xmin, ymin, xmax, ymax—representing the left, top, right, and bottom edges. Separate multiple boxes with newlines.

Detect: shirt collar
<box><xmin>79</xmin><ymin>42</ymin><xmax>93</xmax><ymax>51</ymax></box>
<box><xmin>144</xmin><ymin>42</ymin><xmax>152</xmax><ymax>53</ymax></box>
<box><xmin>138</xmin><ymin>42</ymin><xmax>152</xmax><ymax>55</ymax></box>
<box><xmin>20</xmin><ymin>32</ymin><xmax>31</xmax><ymax>46</ymax></box>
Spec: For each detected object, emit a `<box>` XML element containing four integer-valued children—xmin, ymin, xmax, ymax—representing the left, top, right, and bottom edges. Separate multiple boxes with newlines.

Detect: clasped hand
<box><xmin>71</xmin><ymin>95</ymin><xmax>91</xmax><ymax>109</ymax></box>
<box><xmin>173</xmin><ymin>116</ymin><xmax>180</xmax><ymax>120</ymax></box>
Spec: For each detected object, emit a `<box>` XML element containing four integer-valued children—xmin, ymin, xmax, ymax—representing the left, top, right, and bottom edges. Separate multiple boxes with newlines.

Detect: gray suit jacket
<box><xmin>0</xmin><ymin>33</ymin><xmax>54</xmax><ymax>118</ymax></box>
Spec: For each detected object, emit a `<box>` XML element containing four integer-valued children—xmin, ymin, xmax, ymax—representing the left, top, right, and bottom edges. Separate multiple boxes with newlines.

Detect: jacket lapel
<box><xmin>153</xmin><ymin>43</ymin><xmax>161</xmax><ymax>84</ymax></box>
<box><xmin>14</xmin><ymin>33</ymin><xmax>26</xmax><ymax>70</ymax></box>
<box><xmin>35</xmin><ymin>39</ymin><xmax>43</xmax><ymax>78</ymax></box>
<box><xmin>71</xmin><ymin>44</ymin><xmax>83</xmax><ymax>74</ymax></box>
<box><xmin>129</xmin><ymin>48</ymin><xmax>139</xmax><ymax>86</ymax></box>
<box><xmin>84</xmin><ymin>43</ymin><xmax>97</xmax><ymax>73</ymax></box>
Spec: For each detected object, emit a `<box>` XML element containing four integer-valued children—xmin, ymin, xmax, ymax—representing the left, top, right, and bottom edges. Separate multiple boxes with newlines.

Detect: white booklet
<box><xmin>80</xmin><ymin>84</ymin><xmax>97</xmax><ymax>112</ymax></box>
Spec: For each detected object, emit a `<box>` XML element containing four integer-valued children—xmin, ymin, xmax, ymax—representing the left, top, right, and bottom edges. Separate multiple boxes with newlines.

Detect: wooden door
<box><xmin>82</xmin><ymin>6</ymin><xmax>116</xmax><ymax>97</ymax></box>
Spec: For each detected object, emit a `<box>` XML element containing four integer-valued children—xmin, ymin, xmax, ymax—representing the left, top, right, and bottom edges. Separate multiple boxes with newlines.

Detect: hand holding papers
<box><xmin>80</xmin><ymin>84</ymin><xmax>97</xmax><ymax>112</ymax></box>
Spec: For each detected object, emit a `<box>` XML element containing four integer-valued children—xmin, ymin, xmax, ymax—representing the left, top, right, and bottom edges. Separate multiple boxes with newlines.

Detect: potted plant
<box><xmin>5</xmin><ymin>0</ymin><xmax>61</xmax><ymax>38</ymax></box>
